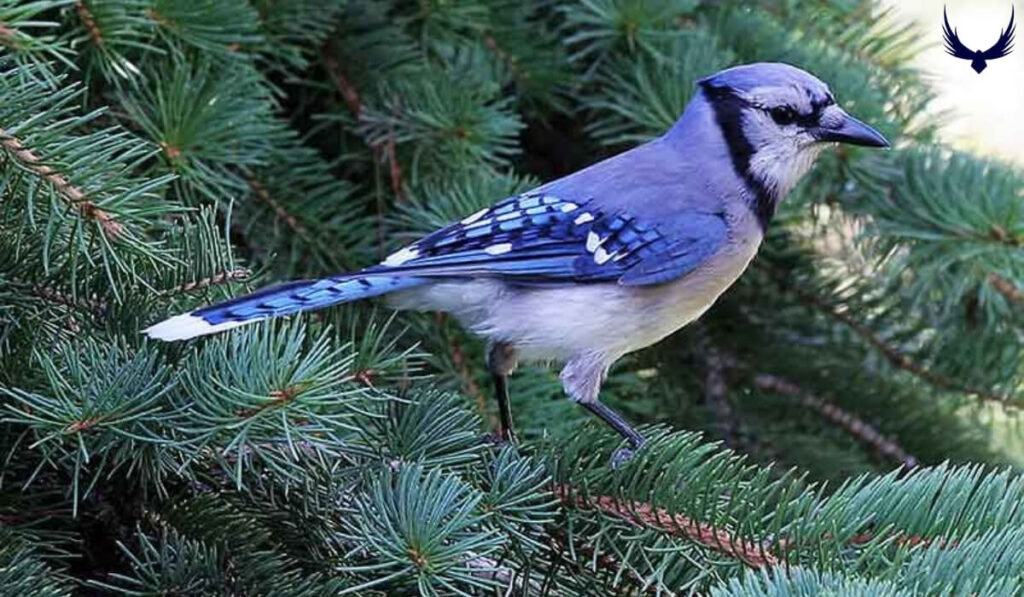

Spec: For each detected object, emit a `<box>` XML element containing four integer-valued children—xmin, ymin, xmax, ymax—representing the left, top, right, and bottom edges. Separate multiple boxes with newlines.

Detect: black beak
<box><xmin>812</xmin><ymin>112</ymin><xmax>890</xmax><ymax>148</ymax></box>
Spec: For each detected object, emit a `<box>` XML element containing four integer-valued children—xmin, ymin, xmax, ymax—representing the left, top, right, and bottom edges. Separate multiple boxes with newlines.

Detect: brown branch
<box><xmin>235</xmin><ymin>384</ymin><xmax>307</xmax><ymax>419</ymax></box>
<box><xmin>76</xmin><ymin>1</ymin><xmax>103</xmax><ymax>45</ymax></box>
<box><xmin>144</xmin><ymin>8</ymin><xmax>169</xmax><ymax>27</ymax></box>
<box><xmin>0</xmin><ymin>509</ymin><xmax>67</xmax><ymax>523</ymax></box>
<box><xmin>449</xmin><ymin>332</ymin><xmax>495</xmax><ymax>430</ymax></box>
<box><xmin>762</xmin><ymin>264</ymin><xmax>1013</xmax><ymax>404</ymax></box>
<box><xmin>354</xmin><ymin>369</ymin><xmax>377</xmax><ymax>388</ymax></box>
<box><xmin>847</xmin><ymin>530</ymin><xmax>958</xmax><ymax>550</ymax></box>
<box><xmin>385</xmin><ymin>130</ymin><xmax>404</xmax><ymax>200</ymax></box>
<box><xmin>158</xmin><ymin>268</ymin><xmax>251</xmax><ymax>297</ymax></box>
<box><xmin>988</xmin><ymin>272</ymin><xmax>1024</xmax><ymax>306</ymax></box>
<box><xmin>321</xmin><ymin>48</ymin><xmax>362</xmax><ymax>116</ymax></box>
<box><xmin>0</xmin><ymin>22</ymin><xmax>16</xmax><ymax>44</ymax></box>
<box><xmin>692</xmin><ymin>325</ymin><xmax>740</xmax><ymax>447</ymax></box>
<box><xmin>249</xmin><ymin>178</ymin><xmax>311</xmax><ymax>238</ymax></box>
<box><xmin>547</xmin><ymin>529</ymin><xmax>673</xmax><ymax>596</ymax></box>
<box><xmin>246</xmin><ymin>178</ymin><xmax>354</xmax><ymax>270</ymax></box>
<box><xmin>753</xmin><ymin>373</ymin><xmax>918</xmax><ymax>468</ymax></box>
<box><xmin>65</xmin><ymin>416</ymin><xmax>102</xmax><ymax>433</ymax></box>
<box><xmin>9</xmin><ymin>278</ymin><xmax>108</xmax><ymax>319</ymax></box>
<box><xmin>321</xmin><ymin>44</ymin><xmax>405</xmax><ymax>201</ymax></box>
<box><xmin>482</xmin><ymin>35</ymin><xmax>522</xmax><ymax>78</ymax></box>
<box><xmin>552</xmin><ymin>484</ymin><xmax>780</xmax><ymax>569</ymax></box>
<box><xmin>0</xmin><ymin>129</ymin><xmax>124</xmax><ymax>238</ymax></box>
<box><xmin>987</xmin><ymin>224</ymin><xmax>1024</xmax><ymax>247</ymax></box>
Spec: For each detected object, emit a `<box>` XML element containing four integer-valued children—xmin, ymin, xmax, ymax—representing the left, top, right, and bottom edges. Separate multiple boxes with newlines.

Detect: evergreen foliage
<box><xmin>1</xmin><ymin>0</ymin><xmax>1022</xmax><ymax>594</ymax></box>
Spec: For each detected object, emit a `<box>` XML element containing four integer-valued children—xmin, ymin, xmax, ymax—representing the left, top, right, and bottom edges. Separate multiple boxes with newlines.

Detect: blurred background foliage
<box><xmin>1</xmin><ymin>0</ymin><xmax>1024</xmax><ymax>594</ymax></box>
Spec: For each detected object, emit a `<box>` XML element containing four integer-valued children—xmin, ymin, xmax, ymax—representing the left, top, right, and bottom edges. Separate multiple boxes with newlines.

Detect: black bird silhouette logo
<box><xmin>943</xmin><ymin>5</ymin><xmax>1015</xmax><ymax>73</ymax></box>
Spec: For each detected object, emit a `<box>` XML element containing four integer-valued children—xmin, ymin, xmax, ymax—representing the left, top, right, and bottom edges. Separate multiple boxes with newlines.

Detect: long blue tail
<box><xmin>143</xmin><ymin>273</ymin><xmax>429</xmax><ymax>341</ymax></box>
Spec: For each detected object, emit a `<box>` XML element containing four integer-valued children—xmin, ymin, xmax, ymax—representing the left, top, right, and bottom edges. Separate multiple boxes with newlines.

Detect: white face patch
<box><xmin>748</xmin><ymin>140</ymin><xmax>825</xmax><ymax>199</ymax></box>
<box><xmin>382</xmin><ymin>246</ymin><xmax>419</xmax><ymax>267</ymax></box>
<box><xmin>740</xmin><ymin>101</ymin><xmax>829</xmax><ymax>200</ymax></box>
<box><xmin>460</xmin><ymin>208</ymin><xmax>489</xmax><ymax>225</ymax></box>
<box><xmin>484</xmin><ymin>243</ymin><xmax>512</xmax><ymax>255</ymax></box>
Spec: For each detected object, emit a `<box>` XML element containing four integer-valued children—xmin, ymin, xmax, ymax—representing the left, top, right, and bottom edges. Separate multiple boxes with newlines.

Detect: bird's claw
<box><xmin>610</xmin><ymin>447</ymin><xmax>636</xmax><ymax>469</ymax></box>
<box><xmin>477</xmin><ymin>429</ymin><xmax>518</xmax><ymax>447</ymax></box>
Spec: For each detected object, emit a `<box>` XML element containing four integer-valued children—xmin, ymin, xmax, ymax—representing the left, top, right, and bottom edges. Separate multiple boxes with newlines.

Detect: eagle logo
<box><xmin>943</xmin><ymin>5</ymin><xmax>1015</xmax><ymax>73</ymax></box>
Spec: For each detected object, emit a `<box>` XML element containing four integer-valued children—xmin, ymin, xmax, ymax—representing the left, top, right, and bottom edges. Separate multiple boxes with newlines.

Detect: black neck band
<box><xmin>700</xmin><ymin>83</ymin><xmax>776</xmax><ymax>231</ymax></box>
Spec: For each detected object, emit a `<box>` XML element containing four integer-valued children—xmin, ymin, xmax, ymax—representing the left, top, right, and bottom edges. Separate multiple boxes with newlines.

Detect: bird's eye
<box><xmin>770</xmin><ymin>106</ymin><xmax>797</xmax><ymax>125</ymax></box>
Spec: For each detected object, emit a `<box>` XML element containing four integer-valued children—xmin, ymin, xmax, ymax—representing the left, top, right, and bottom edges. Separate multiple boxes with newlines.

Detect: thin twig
<box><xmin>753</xmin><ymin>373</ymin><xmax>918</xmax><ymax>468</ymax></box>
<box><xmin>158</xmin><ymin>268</ymin><xmax>251</xmax><ymax>297</ymax></box>
<box><xmin>321</xmin><ymin>43</ymin><xmax>405</xmax><ymax>201</ymax></box>
<box><xmin>988</xmin><ymin>272</ymin><xmax>1024</xmax><ymax>306</ymax></box>
<box><xmin>76</xmin><ymin>1</ymin><xmax>103</xmax><ymax>44</ymax></box>
<box><xmin>247</xmin><ymin>178</ymin><xmax>353</xmax><ymax>270</ymax></box>
<box><xmin>692</xmin><ymin>325</ymin><xmax>739</xmax><ymax>447</ymax></box>
<box><xmin>9</xmin><ymin>278</ymin><xmax>107</xmax><ymax>319</ymax></box>
<box><xmin>0</xmin><ymin>129</ymin><xmax>124</xmax><ymax>238</ymax></box>
<box><xmin>482</xmin><ymin>35</ymin><xmax>522</xmax><ymax>78</ymax></box>
<box><xmin>552</xmin><ymin>484</ymin><xmax>780</xmax><ymax>569</ymax></box>
<box><xmin>447</xmin><ymin>326</ymin><xmax>496</xmax><ymax>430</ymax></box>
<box><xmin>321</xmin><ymin>48</ymin><xmax>362</xmax><ymax>116</ymax></box>
<box><xmin>762</xmin><ymin>264</ymin><xmax>1013</xmax><ymax>404</ymax></box>
<box><xmin>547</xmin><ymin>529</ymin><xmax>675</xmax><ymax>596</ymax></box>
<box><xmin>249</xmin><ymin>178</ymin><xmax>310</xmax><ymax>238</ymax></box>
<box><xmin>847</xmin><ymin>530</ymin><xmax>958</xmax><ymax>550</ymax></box>
<box><xmin>234</xmin><ymin>384</ymin><xmax>307</xmax><ymax>419</ymax></box>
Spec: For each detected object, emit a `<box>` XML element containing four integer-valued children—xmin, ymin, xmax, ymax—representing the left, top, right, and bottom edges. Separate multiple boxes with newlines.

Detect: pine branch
<box><xmin>692</xmin><ymin>325</ymin><xmax>740</xmax><ymax>447</ymax></box>
<box><xmin>322</xmin><ymin>44</ymin><xmax>404</xmax><ymax>200</ymax></box>
<box><xmin>444</xmin><ymin>317</ymin><xmax>495</xmax><ymax>431</ymax></box>
<box><xmin>988</xmin><ymin>273</ymin><xmax>1024</xmax><ymax>306</ymax></box>
<box><xmin>157</xmin><ymin>268</ymin><xmax>251</xmax><ymax>297</ymax></box>
<box><xmin>763</xmin><ymin>264</ymin><xmax>1013</xmax><ymax>404</ymax></box>
<box><xmin>551</xmin><ymin>485</ymin><xmax>780</xmax><ymax>569</ymax></box>
<box><xmin>752</xmin><ymin>374</ymin><xmax>918</xmax><ymax>469</ymax></box>
<box><xmin>248</xmin><ymin>178</ymin><xmax>312</xmax><ymax>239</ymax></box>
<box><xmin>75</xmin><ymin>1</ymin><xmax>103</xmax><ymax>45</ymax></box>
<box><xmin>321</xmin><ymin>45</ymin><xmax>362</xmax><ymax>116</ymax></box>
<box><xmin>0</xmin><ymin>128</ymin><xmax>124</xmax><ymax>238</ymax></box>
<box><xmin>547</xmin><ymin>528</ymin><xmax>674</xmax><ymax>596</ymax></box>
<box><xmin>10</xmin><ymin>278</ymin><xmax>108</xmax><ymax>320</ymax></box>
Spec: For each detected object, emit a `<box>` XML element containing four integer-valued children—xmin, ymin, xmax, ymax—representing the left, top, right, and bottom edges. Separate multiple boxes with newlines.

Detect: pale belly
<box><xmin>389</xmin><ymin>228</ymin><xmax>763</xmax><ymax>363</ymax></box>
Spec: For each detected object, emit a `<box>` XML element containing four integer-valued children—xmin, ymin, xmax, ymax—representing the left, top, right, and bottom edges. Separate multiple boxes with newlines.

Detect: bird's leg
<box><xmin>580</xmin><ymin>401</ymin><xmax>645</xmax><ymax>468</ymax></box>
<box><xmin>580</xmin><ymin>401</ymin><xmax>645</xmax><ymax>448</ymax></box>
<box><xmin>562</xmin><ymin>356</ymin><xmax>645</xmax><ymax>467</ymax></box>
<box><xmin>486</xmin><ymin>342</ymin><xmax>519</xmax><ymax>443</ymax></box>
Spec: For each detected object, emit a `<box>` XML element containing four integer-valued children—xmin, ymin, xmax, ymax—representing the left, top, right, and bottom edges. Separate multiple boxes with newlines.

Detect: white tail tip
<box><xmin>142</xmin><ymin>313</ymin><xmax>254</xmax><ymax>341</ymax></box>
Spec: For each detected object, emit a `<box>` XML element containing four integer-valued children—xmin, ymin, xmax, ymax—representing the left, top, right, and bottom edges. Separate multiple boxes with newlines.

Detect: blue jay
<box><xmin>145</xmin><ymin>63</ymin><xmax>888</xmax><ymax>462</ymax></box>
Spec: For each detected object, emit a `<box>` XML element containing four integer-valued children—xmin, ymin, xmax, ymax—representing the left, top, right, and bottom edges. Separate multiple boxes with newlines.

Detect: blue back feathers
<box><xmin>364</xmin><ymin>192</ymin><xmax>727</xmax><ymax>286</ymax></box>
<box><xmin>181</xmin><ymin>190</ymin><xmax>727</xmax><ymax>328</ymax></box>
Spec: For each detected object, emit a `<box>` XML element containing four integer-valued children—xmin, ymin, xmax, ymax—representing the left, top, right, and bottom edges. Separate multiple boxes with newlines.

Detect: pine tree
<box><xmin>2</xmin><ymin>0</ymin><xmax>1023</xmax><ymax>594</ymax></box>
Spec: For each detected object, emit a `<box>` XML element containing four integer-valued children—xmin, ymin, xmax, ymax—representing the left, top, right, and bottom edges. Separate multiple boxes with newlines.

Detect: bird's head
<box><xmin>696</xmin><ymin>62</ymin><xmax>889</xmax><ymax>202</ymax></box>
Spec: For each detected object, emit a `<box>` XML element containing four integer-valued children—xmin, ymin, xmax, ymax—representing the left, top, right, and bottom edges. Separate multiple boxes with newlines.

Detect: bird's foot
<box><xmin>610</xmin><ymin>436</ymin><xmax>646</xmax><ymax>469</ymax></box>
<box><xmin>610</xmin><ymin>447</ymin><xmax>636</xmax><ymax>469</ymax></box>
<box><xmin>477</xmin><ymin>428</ymin><xmax>518</xmax><ymax>447</ymax></box>
<box><xmin>477</xmin><ymin>433</ymin><xmax>505</xmax><ymax>446</ymax></box>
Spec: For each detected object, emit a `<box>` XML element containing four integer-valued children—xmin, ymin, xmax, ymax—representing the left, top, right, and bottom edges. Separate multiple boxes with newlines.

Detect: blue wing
<box><xmin>369</xmin><ymin>192</ymin><xmax>728</xmax><ymax>287</ymax></box>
